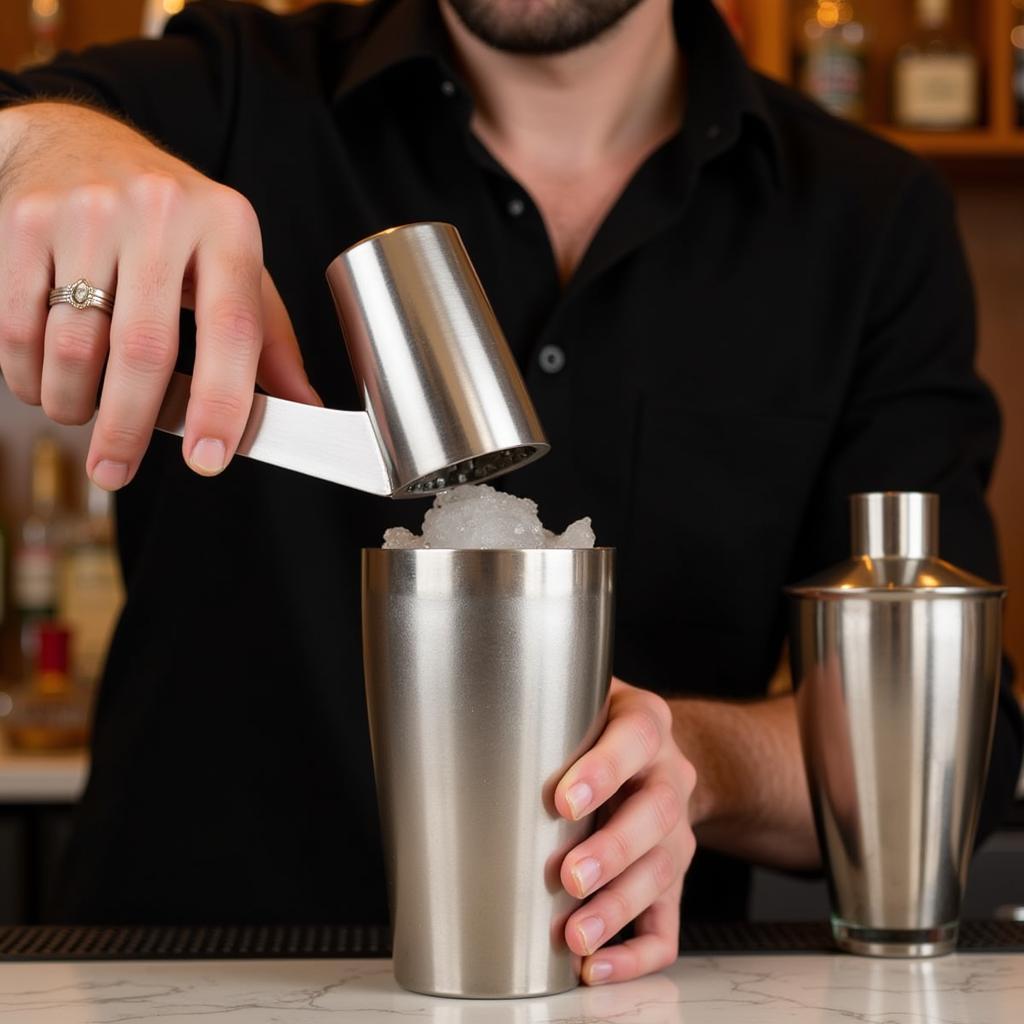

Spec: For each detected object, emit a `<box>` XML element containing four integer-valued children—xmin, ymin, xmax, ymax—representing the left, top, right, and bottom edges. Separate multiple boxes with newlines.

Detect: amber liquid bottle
<box><xmin>796</xmin><ymin>0</ymin><xmax>868</xmax><ymax>122</ymax></box>
<box><xmin>5</xmin><ymin>623</ymin><xmax>90</xmax><ymax>752</ymax></box>
<box><xmin>893</xmin><ymin>0</ymin><xmax>979</xmax><ymax>130</ymax></box>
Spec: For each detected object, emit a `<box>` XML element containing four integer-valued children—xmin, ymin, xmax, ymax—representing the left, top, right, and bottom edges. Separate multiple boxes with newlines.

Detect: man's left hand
<box><xmin>555</xmin><ymin>677</ymin><xmax>696</xmax><ymax>985</ymax></box>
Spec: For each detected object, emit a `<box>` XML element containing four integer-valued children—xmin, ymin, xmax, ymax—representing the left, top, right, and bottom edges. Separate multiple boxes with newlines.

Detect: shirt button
<box><xmin>538</xmin><ymin>344</ymin><xmax>566</xmax><ymax>374</ymax></box>
<box><xmin>706</xmin><ymin>123</ymin><xmax>721</xmax><ymax>140</ymax></box>
<box><xmin>507</xmin><ymin>197</ymin><xmax>526</xmax><ymax>217</ymax></box>
<box><xmin>440</xmin><ymin>79</ymin><xmax>456</xmax><ymax>97</ymax></box>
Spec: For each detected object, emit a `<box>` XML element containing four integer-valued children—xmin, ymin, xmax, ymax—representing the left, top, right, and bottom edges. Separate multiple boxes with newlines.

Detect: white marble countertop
<box><xmin>0</xmin><ymin>954</ymin><xmax>1021</xmax><ymax>1022</ymax></box>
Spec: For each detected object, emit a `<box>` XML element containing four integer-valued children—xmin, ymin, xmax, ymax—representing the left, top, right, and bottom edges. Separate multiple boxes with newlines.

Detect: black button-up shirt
<box><xmin>2</xmin><ymin>0</ymin><xmax>1020</xmax><ymax>925</ymax></box>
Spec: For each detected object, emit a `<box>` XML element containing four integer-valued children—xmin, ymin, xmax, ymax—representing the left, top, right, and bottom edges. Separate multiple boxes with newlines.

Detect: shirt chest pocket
<box><xmin>619</xmin><ymin>403</ymin><xmax>831</xmax><ymax>632</ymax></box>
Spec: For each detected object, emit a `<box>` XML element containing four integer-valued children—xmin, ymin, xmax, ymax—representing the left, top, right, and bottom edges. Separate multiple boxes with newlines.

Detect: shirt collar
<box><xmin>335</xmin><ymin>0</ymin><xmax>457</xmax><ymax>100</ymax></box>
<box><xmin>675</xmin><ymin>0</ymin><xmax>785</xmax><ymax>187</ymax></box>
<box><xmin>334</xmin><ymin>0</ymin><xmax>784</xmax><ymax>188</ymax></box>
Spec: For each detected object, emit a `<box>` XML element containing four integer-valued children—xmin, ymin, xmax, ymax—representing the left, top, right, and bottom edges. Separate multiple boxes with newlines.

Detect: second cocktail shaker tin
<box><xmin>788</xmin><ymin>492</ymin><xmax>1005</xmax><ymax>957</ymax></box>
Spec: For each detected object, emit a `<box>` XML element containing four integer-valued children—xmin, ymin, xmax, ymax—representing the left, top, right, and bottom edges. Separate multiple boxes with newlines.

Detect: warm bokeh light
<box><xmin>31</xmin><ymin>0</ymin><xmax>60</xmax><ymax>18</ymax></box>
<box><xmin>816</xmin><ymin>2</ymin><xmax>839</xmax><ymax>30</ymax></box>
<box><xmin>163</xmin><ymin>0</ymin><xmax>185</xmax><ymax>16</ymax></box>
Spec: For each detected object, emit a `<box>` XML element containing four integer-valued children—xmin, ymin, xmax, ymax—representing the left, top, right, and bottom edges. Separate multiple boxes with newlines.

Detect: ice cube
<box><xmin>422</xmin><ymin>484</ymin><xmax>546</xmax><ymax>549</ymax></box>
<box><xmin>382</xmin><ymin>526</ymin><xmax>424</xmax><ymax>550</ymax></box>
<box><xmin>548</xmin><ymin>517</ymin><xmax>595</xmax><ymax>549</ymax></box>
<box><xmin>381</xmin><ymin>484</ymin><xmax>597</xmax><ymax>550</ymax></box>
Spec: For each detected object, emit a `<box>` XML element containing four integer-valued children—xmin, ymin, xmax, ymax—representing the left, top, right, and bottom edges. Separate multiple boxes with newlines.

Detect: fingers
<box><xmin>87</xmin><ymin>179</ymin><xmax>191</xmax><ymax>490</ymax></box>
<box><xmin>562</xmin><ymin>777</ymin><xmax>685</xmax><ymax>899</ymax></box>
<box><xmin>183</xmin><ymin>191</ymin><xmax>263</xmax><ymax>475</ymax></box>
<box><xmin>566</xmin><ymin>840</ymin><xmax>686</xmax><ymax>959</ymax></box>
<box><xmin>556</xmin><ymin>684</ymin><xmax>674</xmax><ymax>820</ymax></box>
<box><xmin>0</xmin><ymin>190</ymin><xmax>53</xmax><ymax>404</ymax></box>
<box><xmin>256</xmin><ymin>268</ymin><xmax>320</xmax><ymax>405</ymax></box>
<box><xmin>41</xmin><ymin>187</ymin><xmax>121</xmax><ymax>425</ymax></box>
<box><xmin>580</xmin><ymin>891</ymin><xmax>682</xmax><ymax>986</ymax></box>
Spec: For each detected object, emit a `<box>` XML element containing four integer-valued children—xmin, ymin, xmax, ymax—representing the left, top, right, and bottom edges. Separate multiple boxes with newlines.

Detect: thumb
<box><xmin>255</xmin><ymin>268</ymin><xmax>322</xmax><ymax>405</ymax></box>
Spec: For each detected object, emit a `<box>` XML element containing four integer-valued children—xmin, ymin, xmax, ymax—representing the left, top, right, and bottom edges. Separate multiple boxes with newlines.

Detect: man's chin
<box><xmin>443</xmin><ymin>0</ymin><xmax>645</xmax><ymax>56</ymax></box>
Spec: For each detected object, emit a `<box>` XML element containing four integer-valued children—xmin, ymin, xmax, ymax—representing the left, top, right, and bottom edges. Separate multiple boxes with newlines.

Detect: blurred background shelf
<box><xmin>737</xmin><ymin>0</ymin><xmax>1024</xmax><ymax>160</ymax></box>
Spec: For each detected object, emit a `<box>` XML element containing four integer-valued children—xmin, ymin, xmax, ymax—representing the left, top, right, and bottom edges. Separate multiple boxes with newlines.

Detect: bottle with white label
<box><xmin>58</xmin><ymin>482</ymin><xmax>124</xmax><ymax>687</ymax></box>
<box><xmin>893</xmin><ymin>0</ymin><xmax>979</xmax><ymax>131</ymax></box>
<box><xmin>12</xmin><ymin>437</ymin><xmax>64</xmax><ymax>677</ymax></box>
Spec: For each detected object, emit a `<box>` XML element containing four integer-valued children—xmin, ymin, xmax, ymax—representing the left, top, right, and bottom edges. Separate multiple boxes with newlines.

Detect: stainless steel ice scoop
<box><xmin>155</xmin><ymin>222</ymin><xmax>549</xmax><ymax>496</ymax></box>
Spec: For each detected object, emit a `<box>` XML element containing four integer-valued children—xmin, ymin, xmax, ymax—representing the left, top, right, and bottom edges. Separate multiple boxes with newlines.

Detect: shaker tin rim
<box><xmin>363</xmin><ymin>546</ymin><xmax>617</xmax><ymax>559</ymax></box>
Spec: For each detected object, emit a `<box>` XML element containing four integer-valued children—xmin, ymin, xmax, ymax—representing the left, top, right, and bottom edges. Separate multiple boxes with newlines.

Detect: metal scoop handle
<box><xmin>155</xmin><ymin>373</ymin><xmax>392</xmax><ymax>493</ymax></box>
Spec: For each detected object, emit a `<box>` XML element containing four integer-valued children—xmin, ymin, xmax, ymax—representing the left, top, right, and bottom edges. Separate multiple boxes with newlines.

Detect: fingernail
<box><xmin>189</xmin><ymin>438</ymin><xmax>226</xmax><ymax>476</ymax></box>
<box><xmin>576</xmin><ymin>915</ymin><xmax>605</xmax><ymax>955</ymax></box>
<box><xmin>566</xmin><ymin>781</ymin><xmax>593</xmax><ymax>819</ymax></box>
<box><xmin>586</xmin><ymin>960</ymin><xmax>613</xmax><ymax>984</ymax></box>
<box><xmin>571</xmin><ymin>857</ymin><xmax>601</xmax><ymax>897</ymax></box>
<box><xmin>91</xmin><ymin>460</ymin><xmax>129</xmax><ymax>491</ymax></box>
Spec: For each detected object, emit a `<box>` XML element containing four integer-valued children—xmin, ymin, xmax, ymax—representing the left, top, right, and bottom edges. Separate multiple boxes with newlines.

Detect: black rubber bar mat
<box><xmin>0</xmin><ymin>920</ymin><xmax>1022</xmax><ymax>961</ymax></box>
<box><xmin>677</xmin><ymin>920</ymin><xmax>1024</xmax><ymax>954</ymax></box>
<box><xmin>0</xmin><ymin>924</ymin><xmax>391</xmax><ymax>961</ymax></box>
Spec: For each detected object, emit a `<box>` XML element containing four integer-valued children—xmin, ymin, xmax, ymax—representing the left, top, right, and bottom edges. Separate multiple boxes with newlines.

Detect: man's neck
<box><xmin>439</xmin><ymin>0</ymin><xmax>682</xmax><ymax>180</ymax></box>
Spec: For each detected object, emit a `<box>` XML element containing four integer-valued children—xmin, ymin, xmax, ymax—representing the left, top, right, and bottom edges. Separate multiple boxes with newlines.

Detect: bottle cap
<box><xmin>37</xmin><ymin>623</ymin><xmax>70</xmax><ymax>674</ymax></box>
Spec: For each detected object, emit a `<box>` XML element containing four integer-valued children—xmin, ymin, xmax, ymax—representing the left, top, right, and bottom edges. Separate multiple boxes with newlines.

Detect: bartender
<box><xmin>0</xmin><ymin>0</ymin><xmax>1020</xmax><ymax>987</ymax></box>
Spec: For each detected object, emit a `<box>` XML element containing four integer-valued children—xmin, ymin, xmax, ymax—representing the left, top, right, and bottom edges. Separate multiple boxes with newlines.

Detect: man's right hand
<box><xmin>0</xmin><ymin>101</ymin><xmax>319</xmax><ymax>490</ymax></box>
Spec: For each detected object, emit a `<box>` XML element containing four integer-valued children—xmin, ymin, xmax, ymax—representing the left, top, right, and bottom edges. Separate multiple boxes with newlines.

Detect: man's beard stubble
<box><xmin>444</xmin><ymin>0</ymin><xmax>646</xmax><ymax>55</ymax></box>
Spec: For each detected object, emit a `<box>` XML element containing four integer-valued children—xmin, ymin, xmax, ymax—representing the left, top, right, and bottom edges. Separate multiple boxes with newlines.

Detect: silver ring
<box><xmin>48</xmin><ymin>278</ymin><xmax>115</xmax><ymax>314</ymax></box>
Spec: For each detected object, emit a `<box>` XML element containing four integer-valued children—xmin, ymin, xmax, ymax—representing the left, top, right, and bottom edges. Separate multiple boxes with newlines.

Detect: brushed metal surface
<box><xmin>362</xmin><ymin>548</ymin><xmax>615</xmax><ymax>997</ymax></box>
<box><xmin>327</xmin><ymin>223</ymin><xmax>548</xmax><ymax>496</ymax></box>
<box><xmin>793</xmin><ymin>493</ymin><xmax>1005</xmax><ymax>594</ymax></box>
<box><xmin>156</xmin><ymin>222</ymin><xmax>548</xmax><ymax>496</ymax></box>
<box><xmin>851</xmin><ymin>491</ymin><xmax>938</xmax><ymax>559</ymax></box>
<box><xmin>788</xmin><ymin>493</ymin><xmax>1006</xmax><ymax>957</ymax></box>
<box><xmin>155</xmin><ymin>373</ymin><xmax>392</xmax><ymax>493</ymax></box>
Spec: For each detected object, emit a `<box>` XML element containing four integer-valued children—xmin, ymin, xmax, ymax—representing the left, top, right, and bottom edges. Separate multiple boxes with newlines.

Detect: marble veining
<box><xmin>0</xmin><ymin>953</ymin><xmax>1021</xmax><ymax>1023</ymax></box>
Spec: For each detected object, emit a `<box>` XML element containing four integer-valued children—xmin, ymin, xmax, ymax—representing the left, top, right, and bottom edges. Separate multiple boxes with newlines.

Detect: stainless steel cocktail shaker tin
<box><xmin>788</xmin><ymin>492</ymin><xmax>1006</xmax><ymax>957</ymax></box>
<box><xmin>363</xmin><ymin>548</ymin><xmax>615</xmax><ymax>997</ymax></box>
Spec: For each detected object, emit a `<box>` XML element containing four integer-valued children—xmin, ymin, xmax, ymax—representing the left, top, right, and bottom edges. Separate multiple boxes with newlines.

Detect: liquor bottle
<box><xmin>26</xmin><ymin>0</ymin><xmax>63</xmax><ymax>64</ymax></box>
<box><xmin>12</xmin><ymin>438</ymin><xmax>64</xmax><ymax>677</ymax></box>
<box><xmin>796</xmin><ymin>1</ymin><xmax>868</xmax><ymax>122</ymax></box>
<box><xmin>4</xmin><ymin>622</ymin><xmax>90</xmax><ymax>751</ymax></box>
<box><xmin>893</xmin><ymin>0</ymin><xmax>979</xmax><ymax>131</ymax></box>
<box><xmin>58</xmin><ymin>483</ymin><xmax>124</xmax><ymax>687</ymax></box>
<box><xmin>1013</xmin><ymin>0</ymin><xmax>1024</xmax><ymax>127</ymax></box>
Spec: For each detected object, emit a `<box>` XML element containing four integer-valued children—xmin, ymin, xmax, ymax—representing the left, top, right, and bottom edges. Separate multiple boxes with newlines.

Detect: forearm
<box><xmin>669</xmin><ymin>693</ymin><xmax>820</xmax><ymax>871</ymax></box>
<box><xmin>0</xmin><ymin>103</ymin><xmax>34</xmax><ymax>185</ymax></box>
<box><xmin>0</xmin><ymin>102</ymin><xmax>142</xmax><ymax>199</ymax></box>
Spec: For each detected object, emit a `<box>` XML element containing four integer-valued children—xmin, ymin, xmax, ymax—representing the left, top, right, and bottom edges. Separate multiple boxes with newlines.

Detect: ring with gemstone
<box><xmin>48</xmin><ymin>278</ymin><xmax>115</xmax><ymax>314</ymax></box>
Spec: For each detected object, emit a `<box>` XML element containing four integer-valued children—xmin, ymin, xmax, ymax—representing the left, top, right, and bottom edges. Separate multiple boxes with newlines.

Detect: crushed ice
<box><xmin>382</xmin><ymin>484</ymin><xmax>595</xmax><ymax>550</ymax></box>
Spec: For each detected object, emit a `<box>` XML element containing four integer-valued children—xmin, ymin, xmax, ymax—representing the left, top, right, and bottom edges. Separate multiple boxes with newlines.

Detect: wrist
<box><xmin>668</xmin><ymin>697</ymin><xmax>733</xmax><ymax>828</ymax></box>
<box><xmin>668</xmin><ymin>693</ymin><xmax>820</xmax><ymax>870</ymax></box>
